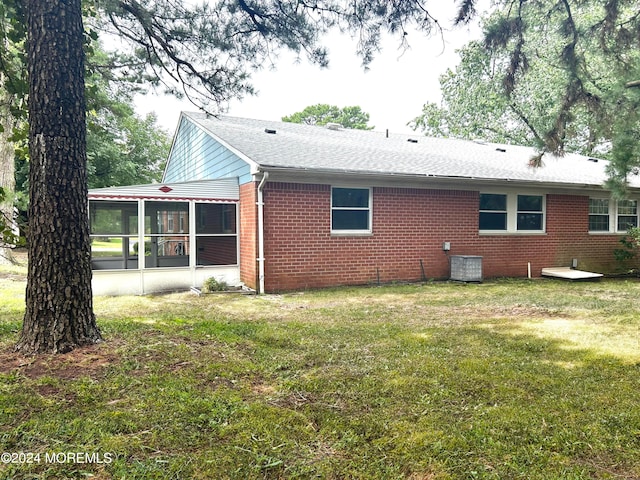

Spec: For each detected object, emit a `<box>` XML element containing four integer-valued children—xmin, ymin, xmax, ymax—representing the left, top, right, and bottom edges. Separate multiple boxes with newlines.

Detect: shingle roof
<box><xmin>184</xmin><ymin>112</ymin><xmax>637</xmax><ymax>190</ymax></box>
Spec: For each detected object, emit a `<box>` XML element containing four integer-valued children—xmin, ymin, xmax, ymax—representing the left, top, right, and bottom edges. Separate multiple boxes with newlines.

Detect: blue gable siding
<box><xmin>164</xmin><ymin>116</ymin><xmax>252</xmax><ymax>184</ymax></box>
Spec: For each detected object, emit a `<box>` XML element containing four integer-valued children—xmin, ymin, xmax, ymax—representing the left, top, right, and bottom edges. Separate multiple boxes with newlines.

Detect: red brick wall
<box><xmin>258</xmin><ymin>183</ymin><xmax>624</xmax><ymax>292</ymax></box>
<box><xmin>239</xmin><ymin>182</ymin><xmax>258</xmax><ymax>290</ymax></box>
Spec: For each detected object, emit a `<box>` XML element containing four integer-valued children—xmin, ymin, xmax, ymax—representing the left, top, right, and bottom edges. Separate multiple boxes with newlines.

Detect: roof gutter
<box><xmin>256</xmin><ymin>171</ymin><xmax>269</xmax><ymax>294</ymax></box>
<box><xmin>256</xmin><ymin>166</ymin><xmax>614</xmax><ymax>192</ymax></box>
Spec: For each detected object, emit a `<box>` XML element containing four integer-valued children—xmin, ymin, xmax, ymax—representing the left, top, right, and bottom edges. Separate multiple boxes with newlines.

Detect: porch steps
<box><xmin>541</xmin><ymin>267</ymin><xmax>603</xmax><ymax>280</ymax></box>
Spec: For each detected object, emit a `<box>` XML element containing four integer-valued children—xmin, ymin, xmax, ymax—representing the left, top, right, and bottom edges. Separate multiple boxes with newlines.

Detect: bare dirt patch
<box><xmin>0</xmin><ymin>342</ymin><xmax>119</xmax><ymax>381</ymax></box>
<box><xmin>0</xmin><ymin>271</ymin><xmax>26</xmax><ymax>281</ymax></box>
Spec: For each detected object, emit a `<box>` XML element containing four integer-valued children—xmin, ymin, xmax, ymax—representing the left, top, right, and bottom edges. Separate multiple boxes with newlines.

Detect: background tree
<box><xmin>283</xmin><ymin>104</ymin><xmax>373</xmax><ymax>129</ymax></box>
<box><xmin>84</xmin><ymin>49</ymin><xmax>170</xmax><ymax>188</ymax></box>
<box><xmin>10</xmin><ymin>45</ymin><xmax>170</xmax><ymax>209</ymax></box>
<box><xmin>413</xmin><ymin>1</ymin><xmax>640</xmax><ymax>181</ymax></box>
<box><xmin>0</xmin><ymin>84</ymin><xmax>16</xmax><ymax>265</ymax></box>
<box><xmin>411</xmin><ymin>38</ymin><xmax>608</xmax><ymax>154</ymax></box>
<box><xmin>410</xmin><ymin>40</ymin><xmax>562</xmax><ymax>148</ymax></box>
<box><xmin>481</xmin><ymin>0</ymin><xmax>640</xmax><ymax>174</ymax></box>
<box><xmin>0</xmin><ymin>0</ymin><xmax>24</xmax><ymax>264</ymax></box>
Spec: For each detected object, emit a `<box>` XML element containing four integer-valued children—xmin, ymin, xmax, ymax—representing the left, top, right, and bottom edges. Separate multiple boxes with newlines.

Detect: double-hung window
<box><xmin>517</xmin><ymin>195</ymin><xmax>544</xmax><ymax>231</ymax></box>
<box><xmin>479</xmin><ymin>194</ymin><xmax>507</xmax><ymax>231</ymax></box>
<box><xmin>617</xmin><ymin>199</ymin><xmax>638</xmax><ymax>231</ymax></box>
<box><xmin>589</xmin><ymin>198</ymin><xmax>640</xmax><ymax>233</ymax></box>
<box><xmin>479</xmin><ymin>192</ymin><xmax>545</xmax><ymax>233</ymax></box>
<box><xmin>588</xmin><ymin>199</ymin><xmax>610</xmax><ymax>232</ymax></box>
<box><xmin>331</xmin><ymin>187</ymin><xmax>372</xmax><ymax>234</ymax></box>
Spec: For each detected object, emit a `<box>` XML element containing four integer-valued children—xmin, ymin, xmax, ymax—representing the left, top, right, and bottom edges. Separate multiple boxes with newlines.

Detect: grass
<box><xmin>1</xmin><ymin>260</ymin><xmax>639</xmax><ymax>479</ymax></box>
<box><xmin>91</xmin><ymin>238</ymin><xmax>125</xmax><ymax>258</ymax></box>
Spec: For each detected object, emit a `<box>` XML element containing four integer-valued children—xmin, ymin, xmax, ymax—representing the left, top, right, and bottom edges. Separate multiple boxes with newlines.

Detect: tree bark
<box><xmin>16</xmin><ymin>0</ymin><xmax>102</xmax><ymax>354</ymax></box>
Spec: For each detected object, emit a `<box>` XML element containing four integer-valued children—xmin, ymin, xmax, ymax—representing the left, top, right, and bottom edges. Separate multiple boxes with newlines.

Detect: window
<box><xmin>331</xmin><ymin>187</ymin><xmax>372</xmax><ymax>233</ymax></box>
<box><xmin>517</xmin><ymin>195</ymin><xmax>544</xmax><ymax>230</ymax></box>
<box><xmin>479</xmin><ymin>194</ymin><xmax>507</xmax><ymax>230</ymax></box>
<box><xmin>589</xmin><ymin>199</ymin><xmax>610</xmax><ymax>232</ymax></box>
<box><xmin>479</xmin><ymin>192</ymin><xmax>545</xmax><ymax>233</ymax></box>
<box><xmin>617</xmin><ymin>199</ymin><xmax>638</xmax><ymax>231</ymax></box>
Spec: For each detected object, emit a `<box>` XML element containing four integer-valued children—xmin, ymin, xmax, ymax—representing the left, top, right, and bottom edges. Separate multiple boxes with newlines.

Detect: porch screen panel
<box><xmin>195</xmin><ymin>203</ymin><xmax>238</xmax><ymax>265</ymax></box>
<box><xmin>89</xmin><ymin>200</ymin><xmax>139</xmax><ymax>269</ymax></box>
<box><xmin>145</xmin><ymin>201</ymin><xmax>190</xmax><ymax>267</ymax></box>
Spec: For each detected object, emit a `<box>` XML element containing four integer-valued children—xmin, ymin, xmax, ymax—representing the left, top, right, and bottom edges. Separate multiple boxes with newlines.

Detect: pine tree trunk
<box><xmin>16</xmin><ymin>0</ymin><xmax>102</xmax><ymax>354</ymax></box>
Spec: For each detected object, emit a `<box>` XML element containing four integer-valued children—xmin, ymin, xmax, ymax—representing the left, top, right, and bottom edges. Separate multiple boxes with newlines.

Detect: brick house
<box><xmin>89</xmin><ymin>112</ymin><xmax>640</xmax><ymax>294</ymax></box>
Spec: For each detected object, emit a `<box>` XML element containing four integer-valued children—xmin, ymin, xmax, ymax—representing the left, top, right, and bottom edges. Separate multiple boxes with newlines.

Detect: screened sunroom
<box><xmin>88</xmin><ymin>179</ymin><xmax>241</xmax><ymax>295</ymax></box>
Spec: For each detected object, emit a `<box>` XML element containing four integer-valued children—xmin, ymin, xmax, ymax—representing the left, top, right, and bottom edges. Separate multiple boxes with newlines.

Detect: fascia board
<box><xmin>257</xmin><ymin>166</ymin><xmax>619</xmax><ymax>195</ymax></box>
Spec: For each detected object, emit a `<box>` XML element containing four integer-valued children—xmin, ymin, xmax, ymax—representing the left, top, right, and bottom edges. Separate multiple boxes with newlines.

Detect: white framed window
<box><xmin>479</xmin><ymin>193</ymin><xmax>507</xmax><ymax>231</ymax></box>
<box><xmin>331</xmin><ymin>187</ymin><xmax>372</xmax><ymax>234</ymax></box>
<box><xmin>588</xmin><ymin>198</ymin><xmax>610</xmax><ymax>232</ymax></box>
<box><xmin>517</xmin><ymin>194</ymin><xmax>544</xmax><ymax>231</ymax></box>
<box><xmin>617</xmin><ymin>199</ymin><xmax>638</xmax><ymax>231</ymax></box>
<box><xmin>479</xmin><ymin>192</ymin><xmax>545</xmax><ymax>233</ymax></box>
<box><xmin>589</xmin><ymin>197</ymin><xmax>640</xmax><ymax>233</ymax></box>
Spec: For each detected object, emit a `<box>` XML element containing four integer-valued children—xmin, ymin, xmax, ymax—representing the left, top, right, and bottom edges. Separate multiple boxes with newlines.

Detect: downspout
<box><xmin>257</xmin><ymin>171</ymin><xmax>269</xmax><ymax>294</ymax></box>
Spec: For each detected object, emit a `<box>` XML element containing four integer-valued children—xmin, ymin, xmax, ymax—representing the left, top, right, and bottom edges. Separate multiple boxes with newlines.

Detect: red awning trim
<box><xmin>88</xmin><ymin>194</ymin><xmax>238</xmax><ymax>202</ymax></box>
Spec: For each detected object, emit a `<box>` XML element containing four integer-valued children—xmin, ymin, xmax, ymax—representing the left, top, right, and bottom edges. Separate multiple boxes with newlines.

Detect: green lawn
<box><xmin>1</xmin><ymin>267</ymin><xmax>639</xmax><ymax>479</ymax></box>
<box><xmin>91</xmin><ymin>237</ymin><xmax>124</xmax><ymax>258</ymax></box>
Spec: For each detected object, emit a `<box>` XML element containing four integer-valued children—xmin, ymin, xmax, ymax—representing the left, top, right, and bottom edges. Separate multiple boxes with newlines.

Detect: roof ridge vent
<box><xmin>325</xmin><ymin>122</ymin><xmax>343</xmax><ymax>131</ymax></box>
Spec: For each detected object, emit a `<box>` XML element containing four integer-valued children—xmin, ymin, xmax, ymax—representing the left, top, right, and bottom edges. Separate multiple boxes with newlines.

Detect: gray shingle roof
<box><xmin>184</xmin><ymin>112</ymin><xmax>636</xmax><ymax>190</ymax></box>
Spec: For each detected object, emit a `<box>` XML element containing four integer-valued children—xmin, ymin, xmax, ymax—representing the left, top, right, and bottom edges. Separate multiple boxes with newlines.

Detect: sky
<box><xmin>133</xmin><ymin>3</ymin><xmax>489</xmax><ymax>136</ymax></box>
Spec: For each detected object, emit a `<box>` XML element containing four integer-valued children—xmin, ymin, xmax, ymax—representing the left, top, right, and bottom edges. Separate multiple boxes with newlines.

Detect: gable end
<box><xmin>163</xmin><ymin>114</ymin><xmax>252</xmax><ymax>184</ymax></box>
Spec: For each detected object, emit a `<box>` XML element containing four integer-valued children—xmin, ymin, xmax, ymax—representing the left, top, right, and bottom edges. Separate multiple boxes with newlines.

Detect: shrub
<box><xmin>614</xmin><ymin>226</ymin><xmax>640</xmax><ymax>273</ymax></box>
<box><xmin>202</xmin><ymin>276</ymin><xmax>228</xmax><ymax>293</ymax></box>
<box><xmin>132</xmin><ymin>241</ymin><xmax>152</xmax><ymax>256</ymax></box>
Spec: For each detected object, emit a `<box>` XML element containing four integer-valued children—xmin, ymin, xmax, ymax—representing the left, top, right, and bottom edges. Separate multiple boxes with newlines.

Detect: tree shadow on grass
<box><xmin>381</xmin><ymin>323</ymin><xmax>640</xmax><ymax>479</ymax></box>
